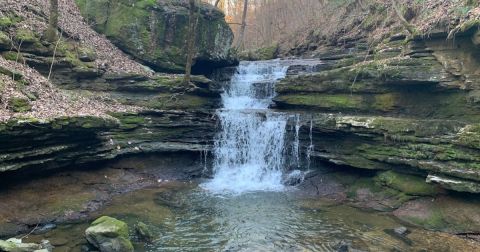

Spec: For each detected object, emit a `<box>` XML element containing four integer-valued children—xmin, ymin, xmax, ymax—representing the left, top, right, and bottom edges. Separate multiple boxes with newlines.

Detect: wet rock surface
<box><xmin>0</xmin><ymin>153</ymin><xmax>205</xmax><ymax>238</ymax></box>
<box><xmin>85</xmin><ymin>216</ymin><xmax>133</xmax><ymax>252</ymax></box>
<box><xmin>270</xmin><ymin>33</ymin><xmax>480</xmax><ymax>196</ymax></box>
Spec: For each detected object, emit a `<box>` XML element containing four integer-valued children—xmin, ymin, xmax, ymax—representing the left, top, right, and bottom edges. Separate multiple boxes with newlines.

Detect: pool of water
<box><xmin>23</xmin><ymin>181</ymin><xmax>479</xmax><ymax>251</ymax></box>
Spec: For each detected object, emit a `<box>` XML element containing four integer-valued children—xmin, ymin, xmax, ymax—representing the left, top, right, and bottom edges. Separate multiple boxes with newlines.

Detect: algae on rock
<box><xmin>85</xmin><ymin>216</ymin><xmax>134</xmax><ymax>252</ymax></box>
<box><xmin>75</xmin><ymin>0</ymin><xmax>236</xmax><ymax>73</ymax></box>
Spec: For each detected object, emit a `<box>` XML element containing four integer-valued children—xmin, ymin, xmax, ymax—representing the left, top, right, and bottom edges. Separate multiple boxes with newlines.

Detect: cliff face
<box><xmin>75</xmin><ymin>0</ymin><xmax>236</xmax><ymax>73</ymax></box>
<box><xmin>0</xmin><ymin>0</ymin><xmax>225</xmax><ymax>175</ymax></box>
<box><xmin>275</xmin><ymin>28</ymin><xmax>480</xmax><ymax>192</ymax></box>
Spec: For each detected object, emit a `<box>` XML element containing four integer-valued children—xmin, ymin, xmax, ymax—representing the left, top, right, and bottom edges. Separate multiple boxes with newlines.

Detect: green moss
<box><xmin>77</xmin><ymin>46</ymin><xmax>97</xmax><ymax>62</ymax></box>
<box><xmin>345</xmin><ymin>176</ymin><xmax>383</xmax><ymax>198</ymax></box>
<box><xmin>7</xmin><ymin>97</ymin><xmax>31</xmax><ymax>112</ymax></box>
<box><xmin>0</xmin><ymin>31</ymin><xmax>11</xmax><ymax>49</ymax></box>
<box><xmin>147</xmin><ymin>94</ymin><xmax>212</xmax><ymax>110</ymax></box>
<box><xmin>57</xmin><ymin>40</ymin><xmax>96</xmax><ymax>69</ymax></box>
<box><xmin>90</xmin><ymin>216</ymin><xmax>129</xmax><ymax>237</ymax></box>
<box><xmin>2</xmin><ymin>51</ymin><xmax>19</xmax><ymax>61</ymax></box>
<box><xmin>373</xmin><ymin>93</ymin><xmax>397</xmax><ymax>111</ymax></box>
<box><xmin>75</xmin><ymin>0</ymin><xmax>233</xmax><ymax>72</ymax></box>
<box><xmin>112</xmin><ymin>113</ymin><xmax>146</xmax><ymax>129</ymax></box>
<box><xmin>403</xmin><ymin>209</ymin><xmax>447</xmax><ymax>230</ymax></box>
<box><xmin>459</xmin><ymin>19</ymin><xmax>480</xmax><ymax>32</ymax></box>
<box><xmin>374</xmin><ymin>171</ymin><xmax>440</xmax><ymax>196</ymax></box>
<box><xmin>15</xmin><ymin>29</ymin><xmax>38</xmax><ymax>43</ymax></box>
<box><xmin>275</xmin><ymin>94</ymin><xmax>364</xmax><ymax>110</ymax></box>
<box><xmin>0</xmin><ymin>17</ymin><xmax>13</xmax><ymax>28</ymax></box>
<box><xmin>457</xmin><ymin>124</ymin><xmax>480</xmax><ymax>149</ymax></box>
<box><xmin>238</xmin><ymin>43</ymin><xmax>279</xmax><ymax>61</ymax></box>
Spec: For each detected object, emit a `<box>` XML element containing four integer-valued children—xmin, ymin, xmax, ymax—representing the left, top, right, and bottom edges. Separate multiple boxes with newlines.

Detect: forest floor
<box><xmin>0</xmin><ymin>0</ymin><xmax>152</xmax><ymax>122</ymax></box>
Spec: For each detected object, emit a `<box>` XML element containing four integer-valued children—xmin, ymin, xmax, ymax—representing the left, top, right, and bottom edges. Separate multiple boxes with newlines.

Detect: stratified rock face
<box><xmin>0</xmin><ymin>111</ymin><xmax>217</xmax><ymax>174</ymax></box>
<box><xmin>75</xmin><ymin>0</ymin><xmax>235</xmax><ymax>73</ymax></box>
<box><xmin>85</xmin><ymin>216</ymin><xmax>134</xmax><ymax>252</ymax></box>
<box><xmin>272</xmin><ymin>31</ymin><xmax>480</xmax><ymax>194</ymax></box>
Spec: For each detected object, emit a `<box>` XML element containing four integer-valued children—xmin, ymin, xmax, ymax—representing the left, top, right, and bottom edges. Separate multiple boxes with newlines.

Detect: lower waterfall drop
<box><xmin>203</xmin><ymin>60</ymin><xmax>319</xmax><ymax>194</ymax></box>
<box><xmin>202</xmin><ymin>60</ymin><xmax>293</xmax><ymax>194</ymax></box>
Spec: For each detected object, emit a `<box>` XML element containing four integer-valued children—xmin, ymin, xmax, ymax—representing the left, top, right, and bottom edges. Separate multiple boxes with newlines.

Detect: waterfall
<box><xmin>202</xmin><ymin>60</ymin><xmax>319</xmax><ymax>194</ymax></box>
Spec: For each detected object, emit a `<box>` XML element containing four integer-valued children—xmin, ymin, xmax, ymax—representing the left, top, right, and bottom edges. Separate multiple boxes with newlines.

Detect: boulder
<box><xmin>75</xmin><ymin>0</ymin><xmax>235</xmax><ymax>73</ymax></box>
<box><xmin>85</xmin><ymin>216</ymin><xmax>134</xmax><ymax>252</ymax></box>
<box><xmin>0</xmin><ymin>238</ymin><xmax>42</xmax><ymax>252</ymax></box>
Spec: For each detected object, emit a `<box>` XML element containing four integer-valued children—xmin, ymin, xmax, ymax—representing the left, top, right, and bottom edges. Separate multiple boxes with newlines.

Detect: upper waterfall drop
<box><xmin>202</xmin><ymin>59</ymin><xmax>319</xmax><ymax>194</ymax></box>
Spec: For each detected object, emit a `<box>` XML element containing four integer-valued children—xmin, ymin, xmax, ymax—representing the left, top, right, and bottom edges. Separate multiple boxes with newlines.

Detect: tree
<box><xmin>214</xmin><ymin>0</ymin><xmax>221</xmax><ymax>7</ymax></box>
<box><xmin>45</xmin><ymin>0</ymin><xmax>59</xmax><ymax>43</ymax></box>
<box><xmin>391</xmin><ymin>0</ymin><xmax>415</xmax><ymax>35</ymax></box>
<box><xmin>236</xmin><ymin>0</ymin><xmax>248</xmax><ymax>50</ymax></box>
<box><xmin>183</xmin><ymin>0</ymin><xmax>198</xmax><ymax>86</ymax></box>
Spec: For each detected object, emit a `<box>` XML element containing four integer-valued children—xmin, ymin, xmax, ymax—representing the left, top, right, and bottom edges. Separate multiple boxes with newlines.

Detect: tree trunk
<box><xmin>183</xmin><ymin>0</ymin><xmax>197</xmax><ymax>86</ymax></box>
<box><xmin>45</xmin><ymin>0</ymin><xmax>59</xmax><ymax>43</ymax></box>
<box><xmin>214</xmin><ymin>0</ymin><xmax>221</xmax><ymax>7</ymax></box>
<box><xmin>236</xmin><ymin>0</ymin><xmax>248</xmax><ymax>50</ymax></box>
<box><xmin>392</xmin><ymin>1</ymin><xmax>415</xmax><ymax>35</ymax></box>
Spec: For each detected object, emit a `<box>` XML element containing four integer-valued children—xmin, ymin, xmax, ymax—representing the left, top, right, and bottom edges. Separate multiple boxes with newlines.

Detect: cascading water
<box><xmin>203</xmin><ymin>60</ymin><xmax>312</xmax><ymax>194</ymax></box>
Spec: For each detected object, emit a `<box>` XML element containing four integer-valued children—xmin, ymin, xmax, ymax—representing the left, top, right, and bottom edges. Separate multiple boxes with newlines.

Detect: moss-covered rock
<box><xmin>77</xmin><ymin>46</ymin><xmax>97</xmax><ymax>62</ymax></box>
<box><xmin>0</xmin><ymin>31</ymin><xmax>11</xmax><ymax>50</ymax></box>
<box><xmin>0</xmin><ymin>238</ymin><xmax>42</xmax><ymax>251</ymax></box>
<box><xmin>85</xmin><ymin>216</ymin><xmax>134</xmax><ymax>252</ymax></box>
<box><xmin>427</xmin><ymin>174</ymin><xmax>480</xmax><ymax>194</ymax></box>
<box><xmin>238</xmin><ymin>43</ymin><xmax>279</xmax><ymax>61</ymax></box>
<box><xmin>15</xmin><ymin>29</ymin><xmax>38</xmax><ymax>43</ymax></box>
<box><xmin>1</xmin><ymin>51</ymin><xmax>20</xmax><ymax>62</ymax></box>
<box><xmin>135</xmin><ymin>221</ymin><xmax>155</xmax><ymax>242</ymax></box>
<box><xmin>0</xmin><ymin>17</ymin><xmax>13</xmax><ymax>29</ymax></box>
<box><xmin>75</xmin><ymin>0</ymin><xmax>235</xmax><ymax>73</ymax></box>
<box><xmin>7</xmin><ymin>97</ymin><xmax>31</xmax><ymax>112</ymax></box>
<box><xmin>394</xmin><ymin>196</ymin><xmax>480</xmax><ymax>233</ymax></box>
<box><xmin>374</xmin><ymin>171</ymin><xmax>441</xmax><ymax>196</ymax></box>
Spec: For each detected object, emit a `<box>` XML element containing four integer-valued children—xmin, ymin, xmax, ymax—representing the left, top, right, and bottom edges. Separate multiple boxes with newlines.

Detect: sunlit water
<box><xmin>202</xmin><ymin>60</ymin><xmax>319</xmax><ymax>194</ymax></box>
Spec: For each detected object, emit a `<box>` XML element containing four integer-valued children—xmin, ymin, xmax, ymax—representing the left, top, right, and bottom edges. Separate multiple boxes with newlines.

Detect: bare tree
<box><xmin>183</xmin><ymin>0</ymin><xmax>197</xmax><ymax>86</ymax></box>
<box><xmin>214</xmin><ymin>0</ymin><xmax>221</xmax><ymax>7</ymax></box>
<box><xmin>391</xmin><ymin>0</ymin><xmax>415</xmax><ymax>35</ymax></box>
<box><xmin>236</xmin><ymin>0</ymin><xmax>248</xmax><ymax>50</ymax></box>
<box><xmin>45</xmin><ymin>0</ymin><xmax>59</xmax><ymax>42</ymax></box>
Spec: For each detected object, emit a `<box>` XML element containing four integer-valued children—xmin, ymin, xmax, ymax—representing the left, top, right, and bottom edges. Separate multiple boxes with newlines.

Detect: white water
<box><xmin>203</xmin><ymin>60</ymin><xmax>318</xmax><ymax>194</ymax></box>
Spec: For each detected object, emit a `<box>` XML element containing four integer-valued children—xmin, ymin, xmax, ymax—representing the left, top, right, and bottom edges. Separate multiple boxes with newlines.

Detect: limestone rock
<box><xmin>427</xmin><ymin>174</ymin><xmax>480</xmax><ymax>194</ymax></box>
<box><xmin>0</xmin><ymin>238</ymin><xmax>42</xmax><ymax>252</ymax></box>
<box><xmin>85</xmin><ymin>216</ymin><xmax>134</xmax><ymax>252</ymax></box>
<box><xmin>75</xmin><ymin>0</ymin><xmax>235</xmax><ymax>73</ymax></box>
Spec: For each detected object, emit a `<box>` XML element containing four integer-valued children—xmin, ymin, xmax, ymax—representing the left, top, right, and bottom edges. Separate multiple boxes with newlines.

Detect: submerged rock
<box><xmin>394</xmin><ymin>226</ymin><xmax>408</xmax><ymax>236</ymax></box>
<box><xmin>134</xmin><ymin>222</ymin><xmax>155</xmax><ymax>243</ymax></box>
<box><xmin>85</xmin><ymin>216</ymin><xmax>133</xmax><ymax>252</ymax></box>
<box><xmin>0</xmin><ymin>238</ymin><xmax>42</xmax><ymax>252</ymax></box>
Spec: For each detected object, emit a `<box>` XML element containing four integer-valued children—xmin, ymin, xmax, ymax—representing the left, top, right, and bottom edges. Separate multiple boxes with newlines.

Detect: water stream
<box><xmin>202</xmin><ymin>60</ymin><xmax>307</xmax><ymax>194</ymax></box>
<box><xmin>18</xmin><ymin>60</ymin><xmax>479</xmax><ymax>251</ymax></box>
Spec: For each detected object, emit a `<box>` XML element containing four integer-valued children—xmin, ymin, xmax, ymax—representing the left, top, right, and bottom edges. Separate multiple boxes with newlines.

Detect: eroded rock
<box><xmin>75</xmin><ymin>0</ymin><xmax>235</xmax><ymax>73</ymax></box>
<box><xmin>85</xmin><ymin>216</ymin><xmax>133</xmax><ymax>252</ymax></box>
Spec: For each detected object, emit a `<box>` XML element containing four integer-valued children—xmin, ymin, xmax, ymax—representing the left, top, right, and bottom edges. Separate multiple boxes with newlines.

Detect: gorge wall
<box><xmin>0</xmin><ymin>0</ymin><xmax>232</xmax><ymax>176</ymax></box>
<box><xmin>264</xmin><ymin>13</ymin><xmax>480</xmax><ymax>232</ymax></box>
